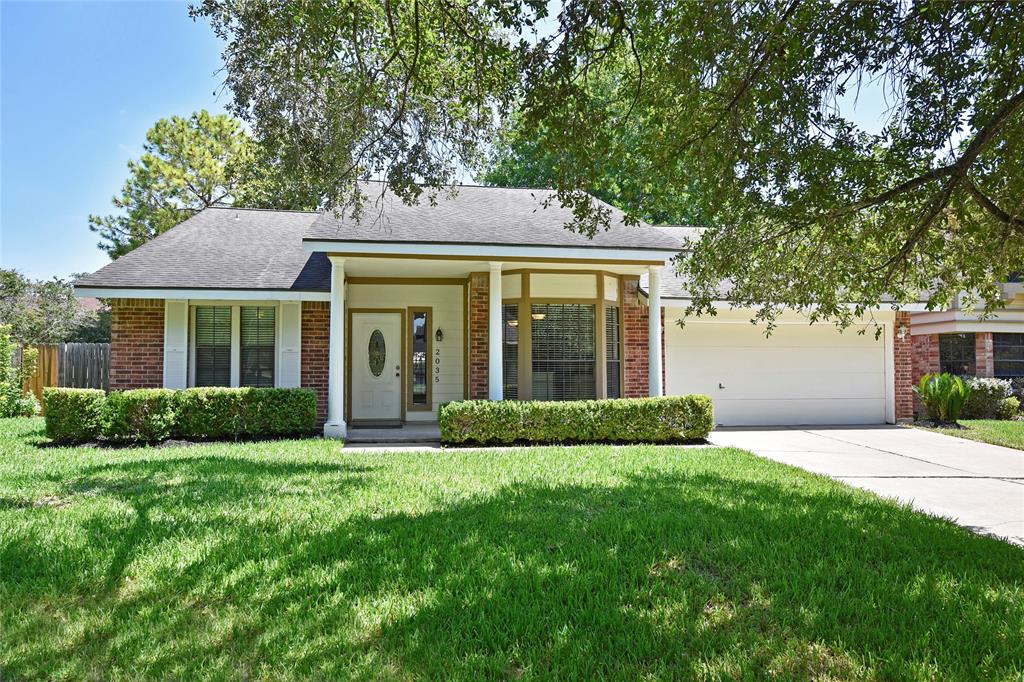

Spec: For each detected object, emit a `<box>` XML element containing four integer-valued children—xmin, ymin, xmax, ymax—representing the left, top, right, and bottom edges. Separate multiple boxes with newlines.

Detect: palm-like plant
<box><xmin>914</xmin><ymin>373</ymin><xmax>972</xmax><ymax>423</ymax></box>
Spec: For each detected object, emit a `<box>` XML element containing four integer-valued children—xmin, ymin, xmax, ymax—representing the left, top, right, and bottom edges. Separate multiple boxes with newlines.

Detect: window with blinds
<box><xmin>531</xmin><ymin>303</ymin><xmax>596</xmax><ymax>400</ymax></box>
<box><xmin>195</xmin><ymin>306</ymin><xmax>232</xmax><ymax>387</ymax></box>
<box><xmin>240</xmin><ymin>306</ymin><xmax>275</xmax><ymax>387</ymax></box>
<box><xmin>503</xmin><ymin>304</ymin><xmax>519</xmax><ymax>399</ymax></box>
<box><xmin>605</xmin><ymin>306</ymin><xmax>621</xmax><ymax>398</ymax></box>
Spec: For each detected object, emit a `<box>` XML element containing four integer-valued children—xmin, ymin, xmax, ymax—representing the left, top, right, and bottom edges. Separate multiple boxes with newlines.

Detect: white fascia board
<box><xmin>75</xmin><ymin>287</ymin><xmax>330</xmax><ymax>301</ymax></box>
<box><xmin>659</xmin><ymin>298</ymin><xmax>928</xmax><ymax>312</ymax></box>
<box><xmin>302</xmin><ymin>239</ymin><xmax>677</xmax><ymax>263</ymax></box>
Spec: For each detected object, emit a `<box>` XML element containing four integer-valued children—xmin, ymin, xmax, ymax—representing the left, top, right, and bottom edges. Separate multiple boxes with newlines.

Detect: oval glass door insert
<box><xmin>368</xmin><ymin>329</ymin><xmax>386</xmax><ymax>376</ymax></box>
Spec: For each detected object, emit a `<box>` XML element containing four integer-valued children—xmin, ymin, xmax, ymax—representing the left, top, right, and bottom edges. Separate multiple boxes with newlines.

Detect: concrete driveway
<box><xmin>710</xmin><ymin>425</ymin><xmax>1024</xmax><ymax>546</ymax></box>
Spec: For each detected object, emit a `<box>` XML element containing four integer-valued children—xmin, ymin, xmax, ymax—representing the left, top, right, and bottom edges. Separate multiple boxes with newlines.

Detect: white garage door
<box><xmin>665</xmin><ymin>321</ymin><xmax>888</xmax><ymax>426</ymax></box>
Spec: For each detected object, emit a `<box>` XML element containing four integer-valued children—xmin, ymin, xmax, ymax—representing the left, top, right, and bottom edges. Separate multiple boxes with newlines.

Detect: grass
<box><xmin>1</xmin><ymin>417</ymin><xmax>1022</xmax><ymax>680</ymax></box>
<box><xmin>919</xmin><ymin>419</ymin><xmax>1024</xmax><ymax>451</ymax></box>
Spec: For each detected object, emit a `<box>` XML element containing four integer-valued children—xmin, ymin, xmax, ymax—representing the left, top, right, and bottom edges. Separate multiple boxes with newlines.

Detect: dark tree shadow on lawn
<box><xmin>3</xmin><ymin>454</ymin><xmax>1023</xmax><ymax>680</ymax></box>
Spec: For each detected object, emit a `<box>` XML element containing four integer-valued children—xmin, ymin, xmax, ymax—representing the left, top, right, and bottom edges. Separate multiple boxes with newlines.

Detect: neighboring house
<box><xmin>911</xmin><ymin>283</ymin><xmax>1024</xmax><ymax>394</ymax></box>
<box><xmin>75</xmin><ymin>184</ymin><xmax>915</xmax><ymax>436</ymax></box>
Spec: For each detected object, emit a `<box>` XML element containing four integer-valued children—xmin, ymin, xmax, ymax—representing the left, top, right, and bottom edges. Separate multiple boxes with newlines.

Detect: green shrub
<box><xmin>236</xmin><ymin>388</ymin><xmax>318</xmax><ymax>437</ymax></box>
<box><xmin>175</xmin><ymin>387</ymin><xmax>318</xmax><ymax>439</ymax></box>
<box><xmin>961</xmin><ymin>377</ymin><xmax>1012</xmax><ymax>419</ymax></box>
<box><xmin>914</xmin><ymin>373</ymin><xmax>972</xmax><ymax>423</ymax></box>
<box><xmin>0</xmin><ymin>325</ymin><xmax>40</xmax><ymax>418</ymax></box>
<box><xmin>997</xmin><ymin>396</ymin><xmax>1021</xmax><ymax>421</ymax></box>
<box><xmin>43</xmin><ymin>388</ymin><xmax>106</xmax><ymax>442</ymax></box>
<box><xmin>439</xmin><ymin>396</ymin><xmax>714</xmax><ymax>445</ymax></box>
<box><xmin>103</xmin><ymin>389</ymin><xmax>178</xmax><ymax>443</ymax></box>
<box><xmin>175</xmin><ymin>388</ymin><xmax>246</xmax><ymax>439</ymax></box>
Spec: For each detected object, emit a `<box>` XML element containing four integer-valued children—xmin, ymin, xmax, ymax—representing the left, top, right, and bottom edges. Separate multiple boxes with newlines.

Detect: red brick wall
<box><xmin>894</xmin><ymin>311</ymin><xmax>914</xmax><ymax>421</ymax></box>
<box><xmin>468</xmin><ymin>273</ymin><xmax>490</xmax><ymax>399</ymax></box>
<box><xmin>301</xmin><ymin>301</ymin><xmax>330</xmax><ymax>424</ymax></box>
<box><xmin>975</xmin><ymin>332</ymin><xmax>995</xmax><ymax>377</ymax></box>
<box><xmin>911</xmin><ymin>332</ymin><xmax>940</xmax><ymax>387</ymax></box>
<box><xmin>110</xmin><ymin>298</ymin><xmax>164</xmax><ymax>390</ymax></box>
<box><xmin>622</xmin><ymin>277</ymin><xmax>654</xmax><ymax>398</ymax></box>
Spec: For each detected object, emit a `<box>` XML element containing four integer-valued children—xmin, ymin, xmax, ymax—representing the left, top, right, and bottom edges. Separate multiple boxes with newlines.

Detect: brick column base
<box><xmin>894</xmin><ymin>311</ymin><xmax>914</xmax><ymax>421</ymax></box>
<box><xmin>976</xmin><ymin>332</ymin><xmax>995</xmax><ymax>377</ymax></box>
<box><xmin>301</xmin><ymin>301</ymin><xmax>330</xmax><ymax>424</ymax></box>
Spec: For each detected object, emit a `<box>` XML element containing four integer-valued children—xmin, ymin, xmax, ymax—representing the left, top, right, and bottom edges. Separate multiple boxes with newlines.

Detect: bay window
<box><xmin>994</xmin><ymin>333</ymin><xmax>1024</xmax><ymax>378</ymax></box>
<box><xmin>531</xmin><ymin>303</ymin><xmax>596</xmax><ymax>401</ymax></box>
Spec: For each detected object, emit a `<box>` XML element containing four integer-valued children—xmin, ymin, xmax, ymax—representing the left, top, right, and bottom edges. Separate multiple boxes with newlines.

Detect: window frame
<box><xmin>994</xmin><ymin>333</ymin><xmax>1024</xmax><ymax>378</ymax></box>
<box><xmin>239</xmin><ymin>306</ymin><xmax>277</xmax><ymax>388</ymax></box>
<box><xmin>406</xmin><ymin>306</ymin><xmax>433</xmax><ymax>411</ymax></box>
<box><xmin>500</xmin><ymin>270</ymin><xmax>625</xmax><ymax>402</ymax></box>
<box><xmin>938</xmin><ymin>333</ymin><xmax>976</xmax><ymax>376</ymax></box>
<box><xmin>188</xmin><ymin>302</ymin><xmax>280</xmax><ymax>388</ymax></box>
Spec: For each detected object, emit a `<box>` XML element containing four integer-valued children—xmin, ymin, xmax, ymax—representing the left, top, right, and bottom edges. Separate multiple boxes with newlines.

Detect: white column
<box><xmin>488</xmin><ymin>262</ymin><xmax>504</xmax><ymax>400</ymax></box>
<box><xmin>324</xmin><ymin>257</ymin><xmax>347</xmax><ymax>438</ymax></box>
<box><xmin>648</xmin><ymin>265</ymin><xmax>663</xmax><ymax>397</ymax></box>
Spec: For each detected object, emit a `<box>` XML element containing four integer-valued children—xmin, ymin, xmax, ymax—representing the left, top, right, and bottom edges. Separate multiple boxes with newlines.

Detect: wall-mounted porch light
<box><xmin>435</xmin><ymin>328</ymin><xmax>444</xmax><ymax>342</ymax></box>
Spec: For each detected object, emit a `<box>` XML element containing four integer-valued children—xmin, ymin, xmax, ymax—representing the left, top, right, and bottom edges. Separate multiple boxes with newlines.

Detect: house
<box><xmin>74</xmin><ymin>184</ymin><xmax>915</xmax><ymax>436</ymax></box>
<box><xmin>911</xmin><ymin>282</ymin><xmax>1024</xmax><ymax>392</ymax></box>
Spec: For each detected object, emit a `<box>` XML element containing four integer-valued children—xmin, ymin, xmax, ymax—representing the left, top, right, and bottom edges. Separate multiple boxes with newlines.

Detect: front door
<box><xmin>351</xmin><ymin>312</ymin><xmax>402</xmax><ymax>422</ymax></box>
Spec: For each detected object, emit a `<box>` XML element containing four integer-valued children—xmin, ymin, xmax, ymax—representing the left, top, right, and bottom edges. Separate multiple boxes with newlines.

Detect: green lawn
<box><xmin>1</xmin><ymin>418</ymin><xmax>1022</xmax><ymax>680</ymax></box>
<box><xmin>921</xmin><ymin>419</ymin><xmax>1024</xmax><ymax>451</ymax></box>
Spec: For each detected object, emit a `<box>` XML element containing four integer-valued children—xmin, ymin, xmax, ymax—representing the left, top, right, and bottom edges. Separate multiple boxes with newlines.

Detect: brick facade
<box><xmin>301</xmin><ymin>301</ymin><xmax>330</xmax><ymax>424</ymax></box>
<box><xmin>622</xmin><ymin>277</ymin><xmax>657</xmax><ymax>398</ymax></box>
<box><xmin>911</xmin><ymin>332</ymin><xmax>940</xmax><ymax>388</ymax></box>
<box><xmin>468</xmin><ymin>273</ymin><xmax>490</xmax><ymax>400</ymax></box>
<box><xmin>975</xmin><ymin>332</ymin><xmax>995</xmax><ymax>377</ymax></box>
<box><xmin>894</xmin><ymin>311</ymin><xmax>914</xmax><ymax>421</ymax></box>
<box><xmin>110</xmin><ymin>298</ymin><xmax>164</xmax><ymax>390</ymax></box>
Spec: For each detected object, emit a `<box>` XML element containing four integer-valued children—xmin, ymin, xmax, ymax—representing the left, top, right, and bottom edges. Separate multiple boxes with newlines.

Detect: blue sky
<box><xmin>1</xmin><ymin>0</ymin><xmax>227</xmax><ymax>280</ymax></box>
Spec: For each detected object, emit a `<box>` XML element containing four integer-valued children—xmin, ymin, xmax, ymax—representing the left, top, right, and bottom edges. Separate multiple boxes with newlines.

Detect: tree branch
<box><xmin>965</xmin><ymin>179</ymin><xmax>1024</xmax><ymax>230</ymax></box>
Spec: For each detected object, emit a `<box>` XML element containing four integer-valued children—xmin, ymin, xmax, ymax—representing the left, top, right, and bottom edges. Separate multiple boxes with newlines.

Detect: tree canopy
<box><xmin>89</xmin><ymin>110</ymin><xmax>315</xmax><ymax>258</ymax></box>
<box><xmin>193</xmin><ymin>0</ymin><xmax>1024</xmax><ymax>326</ymax></box>
<box><xmin>0</xmin><ymin>269</ymin><xmax>110</xmax><ymax>344</ymax></box>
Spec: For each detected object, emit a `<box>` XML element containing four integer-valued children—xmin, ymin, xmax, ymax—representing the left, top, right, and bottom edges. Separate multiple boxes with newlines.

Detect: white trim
<box><xmin>657</xmin><ymin>297</ymin><xmax>930</xmax><ymax>312</ymax></box>
<box><xmin>162</xmin><ymin>300</ymin><xmax>189</xmax><ymax>389</ymax></box>
<box><xmin>883</xmin><ymin>320</ymin><xmax>896</xmax><ymax>424</ymax></box>
<box><xmin>488</xmin><ymin>262</ymin><xmax>503</xmax><ymax>400</ymax></box>
<box><xmin>325</xmin><ymin>257</ymin><xmax>347</xmax><ymax>438</ymax></box>
<box><xmin>303</xmin><ymin>239</ymin><xmax>677</xmax><ymax>263</ymax></box>
<box><xmin>75</xmin><ymin>287</ymin><xmax>329</xmax><ymax>301</ymax></box>
<box><xmin>648</xmin><ymin>265</ymin><xmax>663</xmax><ymax>397</ymax></box>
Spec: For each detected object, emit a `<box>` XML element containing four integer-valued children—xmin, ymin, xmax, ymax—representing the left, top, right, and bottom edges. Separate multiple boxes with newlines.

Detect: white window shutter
<box><xmin>163</xmin><ymin>300</ymin><xmax>189</xmax><ymax>389</ymax></box>
<box><xmin>278</xmin><ymin>301</ymin><xmax>302</xmax><ymax>387</ymax></box>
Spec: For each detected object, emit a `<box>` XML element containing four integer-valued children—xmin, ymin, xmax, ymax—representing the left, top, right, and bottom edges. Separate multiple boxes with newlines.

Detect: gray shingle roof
<box><xmin>304</xmin><ymin>183</ymin><xmax>682</xmax><ymax>251</ymax></box>
<box><xmin>76</xmin><ymin>208</ymin><xmax>331</xmax><ymax>291</ymax></box>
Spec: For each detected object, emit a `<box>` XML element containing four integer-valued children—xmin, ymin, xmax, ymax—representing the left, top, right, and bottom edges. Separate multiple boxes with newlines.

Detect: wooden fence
<box><xmin>19</xmin><ymin>343</ymin><xmax>111</xmax><ymax>409</ymax></box>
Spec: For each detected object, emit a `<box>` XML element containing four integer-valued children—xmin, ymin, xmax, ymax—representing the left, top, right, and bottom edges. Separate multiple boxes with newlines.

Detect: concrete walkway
<box><xmin>711</xmin><ymin>425</ymin><xmax>1024</xmax><ymax>546</ymax></box>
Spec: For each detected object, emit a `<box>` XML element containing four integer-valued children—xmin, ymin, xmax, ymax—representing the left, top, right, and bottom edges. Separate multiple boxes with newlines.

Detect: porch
<box><xmin>322</xmin><ymin>256</ymin><xmax>667</xmax><ymax>438</ymax></box>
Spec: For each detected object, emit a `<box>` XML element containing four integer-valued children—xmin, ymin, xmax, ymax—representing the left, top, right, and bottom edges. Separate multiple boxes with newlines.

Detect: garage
<box><xmin>664</xmin><ymin>310</ymin><xmax>892</xmax><ymax>426</ymax></box>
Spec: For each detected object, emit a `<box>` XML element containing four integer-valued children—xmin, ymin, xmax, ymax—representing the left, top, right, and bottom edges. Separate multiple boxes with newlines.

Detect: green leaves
<box><xmin>88</xmin><ymin>110</ymin><xmax>313</xmax><ymax>259</ymax></box>
<box><xmin>193</xmin><ymin>0</ymin><xmax>1023</xmax><ymax>328</ymax></box>
<box><xmin>914</xmin><ymin>373</ymin><xmax>973</xmax><ymax>424</ymax></box>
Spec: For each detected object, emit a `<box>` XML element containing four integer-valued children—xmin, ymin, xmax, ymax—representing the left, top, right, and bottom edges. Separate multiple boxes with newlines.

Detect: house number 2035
<box><xmin>434</xmin><ymin>348</ymin><xmax>441</xmax><ymax>383</ymax></box>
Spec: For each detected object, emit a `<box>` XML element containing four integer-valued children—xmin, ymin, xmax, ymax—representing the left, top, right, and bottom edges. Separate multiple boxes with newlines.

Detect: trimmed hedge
<box><xmin>175</xmin><ymin>387</ymin><xmax>318</xmax><ymax>439</ymax></box>
<box><xmin>43</xmin><ymin>388</ymin><xmax>106</xmax><ymax>443</ymax></box>
<box><xmin>43</xmin><ymin>387</ymin><xmax>318</xmax><ymax>444</ymax></box>
<box><xmin>439</xmin><ymin>396</ymin><xmax>714</xmax><ymax>445</ymax></box>
<box><xmin>103</xmin><ymin>389</ymin><xmax>179</xmax><ymax>443</ymax></box>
